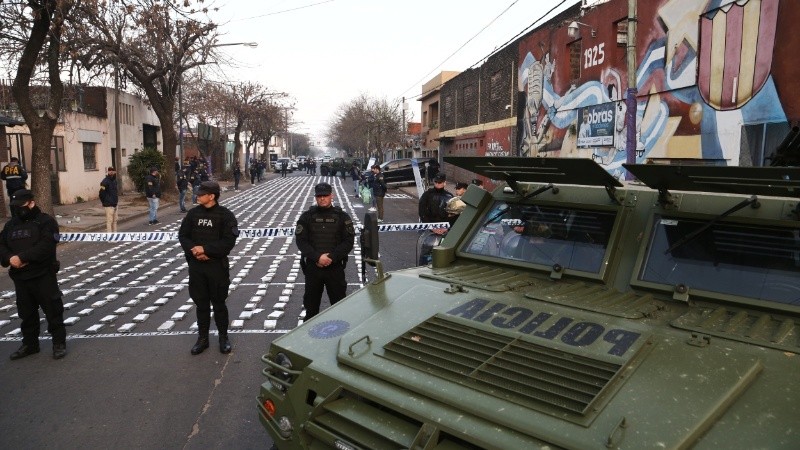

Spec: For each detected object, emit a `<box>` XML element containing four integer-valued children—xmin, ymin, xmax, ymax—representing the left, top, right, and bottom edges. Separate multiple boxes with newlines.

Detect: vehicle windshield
<box><xmin>640</xmin><ymin>216</ymin><xmax>800</xmax><ymax>305</ymax></box>
<box><xmin>461</xmin><ymin>200</ymin><xmax>617</xmax><ymax>274</ymax></box>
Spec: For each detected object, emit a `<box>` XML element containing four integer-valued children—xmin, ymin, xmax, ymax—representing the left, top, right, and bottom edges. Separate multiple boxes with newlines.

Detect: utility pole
<box><xmin>402</xmin><ymin>97</ymin><xmax>407</xmax><ymax>160</ymax></box>
<box><xmin>625</xmin><ymin>0</ymin><xmax>638</xmax><ymax>178</ymax></box>
<box><xmin>114</xmin><ymin>64</ymin><xmax>123</xmax><ymax>193</ymax></box>
<box><xmin>178</xmin><ymin>77</ymin><xmax>183</xmax><ymax>165</ymax></box>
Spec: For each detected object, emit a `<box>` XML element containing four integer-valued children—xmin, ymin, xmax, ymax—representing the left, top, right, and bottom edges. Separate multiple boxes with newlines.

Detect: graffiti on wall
<box><xmin>518</xmin><ymin>0</ymin><xmax>792</xmax><ymax>175</ymax></box>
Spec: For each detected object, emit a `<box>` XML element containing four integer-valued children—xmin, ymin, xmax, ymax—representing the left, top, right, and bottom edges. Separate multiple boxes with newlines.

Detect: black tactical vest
<box><xmin>308</xmin><ymin>210</ymin><xmax>342</xmax><ymax>254</ymax></box>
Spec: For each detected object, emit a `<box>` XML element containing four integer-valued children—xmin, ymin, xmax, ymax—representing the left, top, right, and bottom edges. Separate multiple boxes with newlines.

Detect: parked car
<box><xmin>368</xmin><ymin>158</ymin><xmax>427</xmax><ymax>188</ymax></box>
<box><xmin>272</xmin><ymin>158</ymin><xmax>294</xmax><ymax>173</ymax></box>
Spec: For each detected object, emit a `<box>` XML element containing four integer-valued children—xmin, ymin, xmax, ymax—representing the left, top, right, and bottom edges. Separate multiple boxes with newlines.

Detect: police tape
<box><xmin>57</xmin><ymin>222</ymin><xmax>451</xmax><ymax>242</ymax></box>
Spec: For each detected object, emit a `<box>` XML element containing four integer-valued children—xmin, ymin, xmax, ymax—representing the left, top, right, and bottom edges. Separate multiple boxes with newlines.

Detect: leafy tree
<box><xmin>0</xmin><ymin>0</ymin><xmax>75</xmax><ymax>215</ymax></box>
<box><xmin>127</xmin><ymin>147</ymin><xmax>165</xmax><ymax>192</ymax></box>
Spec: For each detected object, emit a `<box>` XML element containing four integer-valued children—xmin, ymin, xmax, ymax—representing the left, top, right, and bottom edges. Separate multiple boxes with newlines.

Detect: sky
<box><xmin>211</xmin><ymin>0</ymin><xmax>580</xmax><ymax>146</ymax></box>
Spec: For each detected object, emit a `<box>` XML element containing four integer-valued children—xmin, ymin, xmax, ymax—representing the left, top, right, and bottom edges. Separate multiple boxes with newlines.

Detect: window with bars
<box><xmin>82</xmin><ymin>142</ymin><xmax>97</xmax><ymax>170</ymax></box>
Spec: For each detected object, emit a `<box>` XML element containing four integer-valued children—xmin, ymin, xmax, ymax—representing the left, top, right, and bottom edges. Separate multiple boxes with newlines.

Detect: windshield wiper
<box><xmin>483</xmin><ymin>183</ymin><xmax>559</xmax><ymax>227</ymax></box>
<box><xmin>665</xmin><ymin>195</ymin><xmax>760</xmax><ymax>254</ymax></box>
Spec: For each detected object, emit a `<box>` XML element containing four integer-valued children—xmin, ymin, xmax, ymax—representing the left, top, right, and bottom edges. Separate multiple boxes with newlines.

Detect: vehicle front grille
<box><xmin>382</xmin><ymin>316</ymin><xmax>625</xmax><ymax>417</ymax></box>
<box><xmin>304</xmin><ymin>390</ymin><xmax>489</xmax><ymax>450</ymax></box>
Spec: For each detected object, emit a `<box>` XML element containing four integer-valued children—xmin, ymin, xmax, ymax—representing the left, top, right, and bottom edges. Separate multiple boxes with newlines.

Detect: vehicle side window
<box><xmin>640</xmin><ymin>216</ymin><xmax>800</xmax><ymax>305</ymax></box>
<box><xmin>461</xmin><ymin>201</ymin><xmax>616</xmax><ymax>274</ymax></box>
<box><xmin>397</xmin><ymin>160</ymin><xmax>411</xmax><ymax>170</ymax></box>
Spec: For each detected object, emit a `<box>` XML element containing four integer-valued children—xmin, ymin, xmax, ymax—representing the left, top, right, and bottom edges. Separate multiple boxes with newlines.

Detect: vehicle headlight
<box><xmin>269</xmin><ymin>352</ymin><xmax>293</xmax><ymax>392</ymax></box>
<box><xmin>277</xmin><ymin>416</ymin><xmax>293</xmax><ymax>438</ymax></box>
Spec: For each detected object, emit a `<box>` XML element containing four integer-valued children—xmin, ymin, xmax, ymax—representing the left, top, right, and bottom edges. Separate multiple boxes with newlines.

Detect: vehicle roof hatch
<box><xmin>445</xmin><ymin>157</ymin><xmax>623</xmax><ymax>188</ymax></box>
<box><xmin>624</xmin><ymin>164</ymin><xmax>800</xmax><ymax>199</ymax></box>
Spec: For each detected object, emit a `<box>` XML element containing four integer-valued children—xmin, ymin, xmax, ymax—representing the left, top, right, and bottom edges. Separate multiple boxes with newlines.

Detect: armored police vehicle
<box><xmin>259</xmin><ymin>157</ymin><xmax>800</xmax><ymax>449</ymax></box>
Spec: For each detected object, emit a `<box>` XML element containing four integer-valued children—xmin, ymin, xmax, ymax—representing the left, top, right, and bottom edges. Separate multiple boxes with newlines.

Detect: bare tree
<box><xmin>247</xmin><ymin>100</ymin><xmax>289</xmax><ymax>164</ymax></box>
<box><xmin>328</xmin><ymin>94</ymin><xmax>403</xmax><ymax>160</ymax></box>
<box><xmin>184</xmin><ymin>80</ymin><xmax>288</xmax><ymax>170</ymax></box>
<box><xmin>0</xmin><ymin>0</ymin><xmax>75</xmax><ymax>215</ymax></box>
<box><xmin>69</xmin><ymin>0</ymin><xmax>219</xmax><ymax>196</ymax></box>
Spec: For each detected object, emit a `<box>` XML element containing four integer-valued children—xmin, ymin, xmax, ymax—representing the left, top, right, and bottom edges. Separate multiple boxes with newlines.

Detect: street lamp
<box><xmin>567</xmin><ymin>21</ymin><xmax>595</xmax><ymax>38</ymax></box>
<box><xmin>178</xmin><ymin>41</ymin><xmax>259</xmax><ymax>164</ymax></box>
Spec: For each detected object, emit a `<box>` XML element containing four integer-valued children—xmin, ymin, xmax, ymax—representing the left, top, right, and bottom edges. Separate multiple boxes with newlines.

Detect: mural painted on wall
<box><xmin>517</xmin><ymin>0</ymin><xmax>798</xmax><ymax>177</ymax></box>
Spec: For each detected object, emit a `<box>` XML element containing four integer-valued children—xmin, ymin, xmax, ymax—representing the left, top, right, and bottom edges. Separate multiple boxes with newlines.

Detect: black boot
<box><xmin>191</xmin><ymin>336</ymin><xmax>209</xmax><ymax>355</ymax></box>
<box><xmin>10</xmin><ymin>343</ymin><xmax>40</xmax><ymax>360</ymax></box>
<box><xmin>219</xmin><ymin>335</ymin><xmax>232</xmax><ymax>354</ymax></box>
<box><xmin>53</xmin><ymin>343</ymin><xmax>67</xmax><ymax>360</ymax></box>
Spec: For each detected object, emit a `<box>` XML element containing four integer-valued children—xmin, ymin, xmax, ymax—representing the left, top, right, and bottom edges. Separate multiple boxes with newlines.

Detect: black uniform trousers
<box><xmin>14</xmin><ymin>273</ymin><xmax>66</xmax><ymax>346</ymax></box>
<box><xmin>303</xmin><ymin>262</ymin><xmax>347</xmax><ymax>320</ymax></box>
<box><xmin>187</xmin><ymin>260</ymin><xmax>230</xmax><ymax>336</ymax></box>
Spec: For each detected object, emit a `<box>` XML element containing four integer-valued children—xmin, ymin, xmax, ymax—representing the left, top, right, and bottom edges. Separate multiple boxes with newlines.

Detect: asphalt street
<box><xmin>0</xmin><ymin>172</ymin><xmax>424</xmax><ymax>449</ymax></box>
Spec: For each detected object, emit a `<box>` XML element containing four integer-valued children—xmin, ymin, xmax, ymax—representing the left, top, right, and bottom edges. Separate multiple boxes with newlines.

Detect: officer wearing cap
<box><xmin>179</xmin><ymin>181</ymin><xmax>239</xmax><ymax>355</ymax></box>
<box><xmin>419</xmin><ymin>172</ymin><xmax>453</xmax><ymax>226</ymax></box>
<box><xmin>0</xmin><ymin>189</ymin><xmax>67</xmax><ymax>360</ymax></box>
<box><xmin>295</xmin><ymin>182</ymin><xmax>355</xmax><ymax>320</ymax></box>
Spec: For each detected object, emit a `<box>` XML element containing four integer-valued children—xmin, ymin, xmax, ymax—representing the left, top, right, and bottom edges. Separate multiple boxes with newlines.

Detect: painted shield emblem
<box><xmin>698</xmin><ymin>0</ymin><xmax>779</xmax><ymax>110</ymax></box>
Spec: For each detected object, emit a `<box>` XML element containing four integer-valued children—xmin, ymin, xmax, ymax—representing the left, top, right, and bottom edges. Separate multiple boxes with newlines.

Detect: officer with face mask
<box><xmin>0</xmin><ymin>189</ymin><xmax>67</xmax><ymax>360</ymax></box>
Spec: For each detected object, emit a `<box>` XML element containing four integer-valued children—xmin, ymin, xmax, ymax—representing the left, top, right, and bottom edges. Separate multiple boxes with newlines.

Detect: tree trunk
<box><xmin>156</xmin><ymin>109</ymin><xmax>177</xmax><ymax>199</ymax></box>
<box><xmin>10</xmin><ymin>0</ymin><xmax>71</xmax><ymax>216</ymax></box>
<box><xmin>29</xmin><ymin>126</ymin><xmax>57</xmax><ymax>212</ymax></box>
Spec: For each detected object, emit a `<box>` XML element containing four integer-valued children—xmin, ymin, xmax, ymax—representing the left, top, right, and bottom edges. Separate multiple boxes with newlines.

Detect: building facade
<box><xmin>4</xmin><ymin>86</ymin><xmax>161</xmax><ymax>204</ymax></box>
<box><xmin>439</xmin><ymin>0</ymin><xmax>800</xmax><ymax>180</ymax></box>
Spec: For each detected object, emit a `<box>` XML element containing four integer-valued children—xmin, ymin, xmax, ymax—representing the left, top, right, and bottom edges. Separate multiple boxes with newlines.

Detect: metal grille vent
<box><xmin>382</xmin><ymin>316</ymin><xmax>624</xmax><ymax>416</ymax></box>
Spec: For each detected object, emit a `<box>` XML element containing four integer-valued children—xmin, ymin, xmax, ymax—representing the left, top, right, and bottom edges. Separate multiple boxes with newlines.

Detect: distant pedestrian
<box><xmin>190</xmin><ymin>164</ymin><xmax>208</xmax><ymax>204</ymax></box>
<box><xmin>455</xmin><ymin>181</ymin><xmax>468</xmax><ymax>197</ymax></box>
<box><xmin>99</xmin><ymin>166</ymin><xmax>119</xmax><ymax>232</ymax></box>
<box><xmin>366</xmin><ymin>168</ymin><xmax>377</xmax><ymax>212</ymax></box>
<box><xmin>0</xmin><ymin>189</ymin><xmax>67</xmax><ymax>360</ymax></box>
<box><xmin>1</xmin><ymin>157</ymin><xmax>27</xmax><ymax>200</ymax></box>
<box><xmin>249</xmin><ymin>162</ymin><xmax>257</xmax><ymax>184</ymax></box>
<box><xmin>350</xmin><ymin>162</ymin><xmax>362</xmax><ymax>197</ymax></box>
<box><xmin>174</xmin><ymin>157</ymin><xmax>181</xmax><ymax>173</ymax></box>
<box><xmin>179</xmin><ymin>181</ymin><xmax>239</xmax><ymax>355</ymax></box>
<box><xmin>426</xmin><ymin>157</ymin><xmax>440</xmax><ymax>184</ymax></box>
<box><xmin>176</xmin><ymin>167</ymin><xmax>189</xmax><ymax>213</ymax></box>
<box><xmin>471</xmin><ymin>178</ymin><xmax>484</xmax><ymax>189</ymax></box>
<box><xmin>280</xmin><ymin>160</ymin><xmax>288</xmax><ymax>178</ymax></box>
<box><xmin>296</xmin><ymin>182</ymin><xmax>355</xmax><ymax>320</ymax></box>
<box><xmin>233</xmin><ymin>164</ymin><xmax>241</xmax><ymax>191</ymax></box>
<box><xmin>145</xmin><ymin>167</ymin><xmax>162</xmax><ymax>225</ymax></box>
<box><xmin>370</xmin><ymin>164</ymin><xmax>387</xmax><ymax>222</ymax></box>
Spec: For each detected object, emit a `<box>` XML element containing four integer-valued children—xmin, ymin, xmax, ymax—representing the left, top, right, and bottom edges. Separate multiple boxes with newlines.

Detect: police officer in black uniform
<box><xmin>1</xmin><ymin>157</ymin><xmax>28</xmax><ymax>200</ymax></box>
<box><xmin>0</xmin><ymin>189</ymin><xmax>67</xmax><ymax>360</ymax></box>
<box><xmin>178</xmin><ymin>181</ymin><xmax>239</xmax><ymax>355</ymax></box>
<box><xmin>296</xmin><ymin>182</ymin><xmax>355</xmax><ymax>320</ymax></box>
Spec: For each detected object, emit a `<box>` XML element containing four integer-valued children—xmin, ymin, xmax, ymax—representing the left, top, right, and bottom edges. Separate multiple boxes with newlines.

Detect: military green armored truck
<box><xmin>259</xmin><ymin>157</ymin><xmax>800</xmax><ymax>449</ymax></box>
